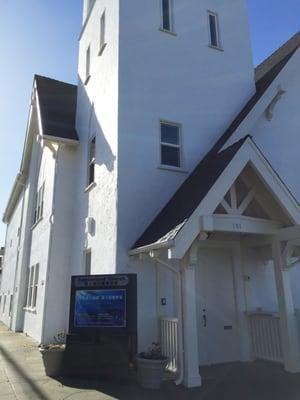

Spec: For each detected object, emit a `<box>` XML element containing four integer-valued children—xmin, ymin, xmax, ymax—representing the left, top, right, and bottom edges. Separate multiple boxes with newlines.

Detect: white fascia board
<box><xmin>200</xmin><ymin>214</ymin><xmax>282</xmax><ymax>235</ymax></box>
<box><xmin>2</xmin><ymin>174</ymin><xmax>25</xmax><ymax>223</ymax></box>
<box><xmin>170</xmin><ymin>138</ymin><xmax>300</xmax><ymax>259</ymax></box>
<box><xmin>3</xmin><ymin>79</ymin><xmax>40</xmax><ymax>224</ymax></box>
<box><xmin>220</xmin><ymin>48</ymin><xmax>300</xmax><ymax>152</ymax></box>
<box><xmin>128</xmin><ymin>240</ymin><xmax>174</xmax><ymax>256</ymax></box>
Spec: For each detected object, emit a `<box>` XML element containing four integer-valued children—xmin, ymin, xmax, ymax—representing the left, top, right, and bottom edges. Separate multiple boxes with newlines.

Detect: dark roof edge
<box><xmin>255</xmin><ymin>31</ymin><xmax>300</xmax><ymax>82</ymax></box>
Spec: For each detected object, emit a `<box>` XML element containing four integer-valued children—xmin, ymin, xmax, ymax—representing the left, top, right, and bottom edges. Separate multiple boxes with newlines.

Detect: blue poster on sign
<box><xmin>74</xmin><ymin>289</ymin><xmax>126</xmax><ymax>328</ymax></box>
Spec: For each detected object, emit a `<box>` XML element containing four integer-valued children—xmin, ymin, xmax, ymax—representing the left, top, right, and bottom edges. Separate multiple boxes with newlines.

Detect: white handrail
<box><xmin>247</xmin><ymin>312</ymin><xmax>283</xmax><ymax>363</ymax></box>
<box><xmin>160</xmin><ymin>317</ymin><xmax>179</xmax><ymax>373</ymax></box>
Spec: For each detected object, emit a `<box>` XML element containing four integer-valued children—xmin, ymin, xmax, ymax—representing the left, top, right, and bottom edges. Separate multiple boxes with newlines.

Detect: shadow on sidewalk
<box><xmin>0</xmin><ymin>344</ymin><xmax>50</xmax><ymax>400</ymax></box>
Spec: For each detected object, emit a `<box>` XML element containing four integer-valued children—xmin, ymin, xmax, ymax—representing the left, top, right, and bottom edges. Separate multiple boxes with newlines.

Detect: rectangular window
<box><xmin>26</xmin><ymin>264</ymin><xmax>39</xmax><ymax>309</ymax></box>
<box><xmin>208</xmin><ymin>12</ymin><xmax>221</xmax><ymax>48</ymax></box>
<box><xmin>84</xmin><ymin>249</ymin><xmax>92</xmax><ymax>275</ymax></box>
<box><xmin>33</xmin><ymin>183</ymin><xmax>44</xmax><ymax>225</ymax></box>
<box><xmin>161</xmin><ymin>0</ymin><xmax>173</xmax><ymax>32</ymax></box>
<box><xmin>9</xmin><ymin>295</ymin><xmax>13</xmax><ymax>317</ymax></box>
<box><xmin>85</xmin><ymin>45</ymin><xmax>91</xmax><ymax>83</ymax></box>
<box><xmin>99</xmin><ymin>11</ymin><xmax>106</xmax><ymax>54</ymax></box>
<box><xmin>87</xmin><ymin>136</ymin><xmax>96</xmax><ymax>186</ymax></box>
<box><xmin>160</xmin><ymin>121</ymin><xmax>181</xmax><ymax>168</ymax></box>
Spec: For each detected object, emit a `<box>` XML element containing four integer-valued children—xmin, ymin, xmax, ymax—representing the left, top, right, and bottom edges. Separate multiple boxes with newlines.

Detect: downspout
<box><xmin>40</xmin><ymin>144</ymin><xmax>60</xmax><ymax>344</ymax></box>
<box><xmin>152</xmin><ymin>255</ymin><xmax>184</xmax><ymax>386</ymax></box>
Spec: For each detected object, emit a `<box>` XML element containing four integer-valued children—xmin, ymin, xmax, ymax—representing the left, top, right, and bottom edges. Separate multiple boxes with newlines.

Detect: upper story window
<box><xmin>161</xmin><ymin>0</ymin><xmax>174</xmax><ymax>33</ymax></box>
<box><xmin>87</xmin><ymin>136</ymin><xmax>96</xmax><ymax>187</ymax></box>
<box><xmin>208</xmin><ymin>11</ymin><xmax>221</xmax><ymax>49</ymax></box>
<box><xmin>26</xmin><ymin>263</ymin><xmax>39</xmax><ymax>309</ymax></box>
<box><xmin>99</xmin><ymin>11</ymin><xmax>106</xmax><ymax>55</ymax></box>
<box><xmin>85</xmin><ymin>45</ymin><xmax>91</xmax><ymax>84</ymax></box>
<box><xmin>33</xmin><ymin>183</ymin><xmax>44</xmax><ymax>225</ymax></box>
<box><xmin>160</xmin><ymin>121</ymin><xmax>181</xmax><ymax>168</ymax></box>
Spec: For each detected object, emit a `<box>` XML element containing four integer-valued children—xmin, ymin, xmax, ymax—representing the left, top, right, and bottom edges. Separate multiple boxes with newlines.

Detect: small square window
<box><xmin>208</xmin><ymin>12</ymin><xmax>221</xmax><ymax>49</ymax></box>
<box><xmin>160</xmin><ymin>122</ymin><xmax>181</xmax><ymax>168</ymax></box>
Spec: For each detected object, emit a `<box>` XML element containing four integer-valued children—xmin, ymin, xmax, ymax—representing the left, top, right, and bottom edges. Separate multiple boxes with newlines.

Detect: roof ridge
<box><xmin>255</xmin><ymin>30</ymin><xmax>300</xmax><ymax>82</ymax></box>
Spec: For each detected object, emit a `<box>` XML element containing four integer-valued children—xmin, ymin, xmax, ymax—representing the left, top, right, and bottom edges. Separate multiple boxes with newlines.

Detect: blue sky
<box><xmin>0</xmin><ymin>1</ymin><xmax>299</xmax><ymax>245</ymax></box>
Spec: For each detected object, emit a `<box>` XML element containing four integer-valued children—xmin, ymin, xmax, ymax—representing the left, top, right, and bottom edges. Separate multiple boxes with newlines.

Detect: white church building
<box><xmin>2</xmin><ymin>0</ymin><xmax>300</xmax><ymax>388</ymax></box>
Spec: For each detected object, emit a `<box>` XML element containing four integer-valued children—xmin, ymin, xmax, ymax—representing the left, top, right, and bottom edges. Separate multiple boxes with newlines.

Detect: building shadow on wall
<box><xmin>78</xmin><ymin>75</ymin><xmax>116</xmax><ymax>173</ymax></box>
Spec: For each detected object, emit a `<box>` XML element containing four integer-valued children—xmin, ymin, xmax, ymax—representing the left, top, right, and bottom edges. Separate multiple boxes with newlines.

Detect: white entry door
<box><xmin>196</xmin><ymin>247</ymin><xmax>239</xmax><ymax>366</ymax></box>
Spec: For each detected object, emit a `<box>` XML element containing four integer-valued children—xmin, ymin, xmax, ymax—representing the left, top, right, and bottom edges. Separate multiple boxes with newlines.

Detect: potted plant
<box><xmin>136</xmin><ymin>342</ymin><xmax>168</xmax><ymax>389</ymax></box>
<box><xmin>39</xmin><ymin>331</ymin><xmax>66</xmax><ymax>377</ymax></box>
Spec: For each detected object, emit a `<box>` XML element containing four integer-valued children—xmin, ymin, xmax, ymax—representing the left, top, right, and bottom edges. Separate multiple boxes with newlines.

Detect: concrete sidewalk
<box><xmin>1</xmin><ymin>323</ymin><xmax>300</xmax><ymax>399</ymax></box>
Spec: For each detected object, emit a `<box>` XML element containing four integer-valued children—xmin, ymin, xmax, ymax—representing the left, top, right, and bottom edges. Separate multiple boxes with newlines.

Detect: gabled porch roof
<box><xmin>130</xmin><ymin>137</ymin><xmax>300</xmax><ymax>256</ymax></box>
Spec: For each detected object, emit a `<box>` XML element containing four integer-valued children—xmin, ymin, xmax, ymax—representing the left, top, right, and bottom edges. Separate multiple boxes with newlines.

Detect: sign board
<box><xmin>69</xmin><ymin>274</ymin><xmax>137</xmax><ymax>335</ymax></box>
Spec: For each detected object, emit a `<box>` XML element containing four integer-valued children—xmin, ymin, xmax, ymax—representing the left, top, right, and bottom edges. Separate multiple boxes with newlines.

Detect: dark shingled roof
<box><xmin>35</xmin><ymin>75</ymin><xmax>78</xmax><ymax>141</ymax></box>
<box><xmin>133</xmin><ymin>136</ymin><xmax>249</xmax><ymax>249</ymax></box>
<box><xmin>132</xmin><ymin>32</ymin><xmax>300</xmax><ymax>250</ymax></box>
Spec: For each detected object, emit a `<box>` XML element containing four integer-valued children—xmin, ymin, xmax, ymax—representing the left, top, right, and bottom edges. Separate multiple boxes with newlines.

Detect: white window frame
<box><xmin>207</xmin><ymin>11</ymin><xmax>222</xmax><ymax>50</ymax></box>
<box><xmin>83</xmin><ymin>249</ymin><xmax>92</xmax><ymax>275</ymax></box>
<box><xmin>160</xmin><ymin>120</ymin><xmax>182</xmax><ymax>169</ymax></box>
<box><xmin>26</xmin><ymin>264</ymin><xmax>39</xmax><ymax>310</ymax></box>
<box><xmin>85</xmin><ymin>45</ymin><xmax>91</xmax><ymax>84</ymax></box>
<box><xmin>33</xmin><ymin>182</ymin><xmax>44</xmax><ymax>226</ymax></box>
<box><xmin>99</xmin><ymin>10</ymin><xmax>107</xmax><ymax>55</ymax></box>
<box><xmin>160</xmin><ymin>0</ymin><xmax>174</xmax><ymax>34</ymax></box>
<box><xmin>87</xmin><ymin>136</ymin><xmax>96</xmax><ymax>188</ymax></box>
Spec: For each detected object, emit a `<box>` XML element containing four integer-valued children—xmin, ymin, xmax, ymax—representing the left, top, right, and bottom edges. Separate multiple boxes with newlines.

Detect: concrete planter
<box><xmin>39</xmin><ymin>347</ymin><xmax>65</xmax><ymax>377</ymax></box>
<box><xmin>136</xmin><ymin>356</ymin><xmax>168</xmax><ymax>389</ymax></box>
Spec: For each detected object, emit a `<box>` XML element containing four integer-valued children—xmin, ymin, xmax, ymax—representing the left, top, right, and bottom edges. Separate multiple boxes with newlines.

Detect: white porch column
<box><xmin>272</xmin><ymin>239</ymin><xmax>300</xmax><ymax>372</ymax></box>
<box><xmin>182</xmin><ymin>249</ymin><xmax>202</xmax><ymax>387</ymax></box>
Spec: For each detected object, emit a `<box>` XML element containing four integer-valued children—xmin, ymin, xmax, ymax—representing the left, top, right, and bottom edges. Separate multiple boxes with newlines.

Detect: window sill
<box><xmin>24</xmin><ymin>307</ymin><xmax>37</xmax><ymax>314</ymax></box>
<box><xmin>208</xmin><ymin>44</ymin><xmax>224</xmax><ymax>52</ymax></box>
<box><xmin>31</xmin><ymin>217</ymin><xmax>43</xmax><ymax>231</ymax></box>
<box><xmin>84</xmin><ymin>75</ymin><xmax>91</xmax><ymax>85</ymax></box>
<box><xmin>158</xmin><ymin>165</ymin><xmax>188</xmax><ymax>174</ymax></box>
<box><xmin>84</xmin><ymin>182</ymin><xmax>97</xmax><ymax>193</ymax></box>
<box><xmin>159</xmin><ymin>27</ymin><xmax>177</xmax><ymax>36</ymax></box>
<box><xmin>98</xmin><ymin>43</ymin><xmax>107</xmax><ymax>56</ymax></box>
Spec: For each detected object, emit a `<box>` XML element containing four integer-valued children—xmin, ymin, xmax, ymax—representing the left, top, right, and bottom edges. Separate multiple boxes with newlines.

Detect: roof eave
<box><xmin>43</xmin><ymin>134</ymin><xmax>79</xmax><ymax>146</ymax></box>
<box><xmin>2</xmin><ymin>173</ymin><xmax>26</xmax><ymax>224</ymax></box>
<box><xmin>128</xmin><ymin>239</ymin><xmax>175</xmax><ymax>256</ymax></box>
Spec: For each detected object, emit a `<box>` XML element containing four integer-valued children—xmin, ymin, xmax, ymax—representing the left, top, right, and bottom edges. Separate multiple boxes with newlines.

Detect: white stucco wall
<box><xmin>0</xmin><ymin>195</ymin><xmax>23</xmax><ymax>326</ymax></box>
<box><xmin>43</xmin><ymin>144</ymin><xmax>78</xmax><ymax>343</ymax></box>
<box><xmin>22</xmin><ymin>143</ymin><xmax>56</xmax><ymax>342</ymax></box>
<box><xmin>117</xmin><ymin>0</ymin><xmax>256</xmax><ymax>268</ymax></box>
<box><xmin>73</xmin><ymin>0</ymin><xmax>119</xmax><ymax>276</ymax></box>
<box><xmin>245</xmin><ymin>49</ymin><xmax>300</xmax><ymax>202</ymax></box>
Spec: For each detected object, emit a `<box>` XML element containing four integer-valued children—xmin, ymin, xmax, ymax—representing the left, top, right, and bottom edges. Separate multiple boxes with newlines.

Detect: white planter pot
<box><xmin>39</xmin><ymin>348</ymin><xmax>64</xmax><ymax>377</ymax></box>
<box><xmin>136</xmin><ymin>357</ymin><xmax>168</xmax><ymax>389</ymax></box>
